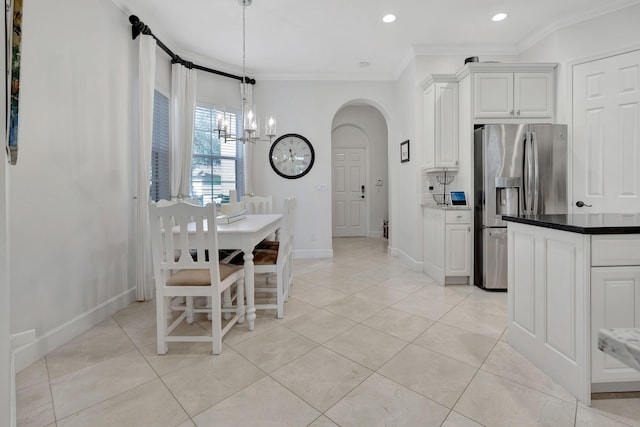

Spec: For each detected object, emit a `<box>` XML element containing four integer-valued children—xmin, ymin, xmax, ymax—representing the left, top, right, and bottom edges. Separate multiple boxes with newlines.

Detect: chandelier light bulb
<box><xmin>265</xmin><ymin>114</ymin><xmax>277</xmax><ymax>136</ymax></box>
<box><xmin>492</xmin><ymin>12</ymin><xmax>507</xmax><ymax>22</ymax></box>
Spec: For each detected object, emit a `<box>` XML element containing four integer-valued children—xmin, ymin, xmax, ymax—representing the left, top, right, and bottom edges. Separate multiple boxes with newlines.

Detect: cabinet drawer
<box><xmin>592</xmin><ymin>235</ymin><xmax>640</xmax><ymax>267</ymax></box>
<box><xmin>445</xmin><ymin>210</ymin><xmax>471</xmax><ymax>224</ymax></box>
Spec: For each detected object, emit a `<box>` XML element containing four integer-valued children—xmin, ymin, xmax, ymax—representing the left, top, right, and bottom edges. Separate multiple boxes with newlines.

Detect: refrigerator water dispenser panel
<box><xmin>495</xmin><ymin>176</ymin><xmax>521</xmax><ymax>217</ymax></box>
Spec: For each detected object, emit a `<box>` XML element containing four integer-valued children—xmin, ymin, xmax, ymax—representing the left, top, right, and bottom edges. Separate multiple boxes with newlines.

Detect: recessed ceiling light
<box><xmin>359</xmin><ymin>61</ymin><xmax>370</xmax><ymax>68</ymax></box>
<box><xmin>382</xmin><ymin>14</ymin><xmax>396</xmax><ymax>23</ymax></box>
<box><xmin>492</xmin><ymin>13</ymin><xmax>507</xmax><ymax>22</ymax></box>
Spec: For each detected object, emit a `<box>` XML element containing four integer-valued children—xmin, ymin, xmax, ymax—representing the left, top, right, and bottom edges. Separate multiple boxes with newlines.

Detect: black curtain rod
<box><xmin>128</xmin><ymin>15</ymin><xmax>256</xmax><ymax>85</ymax></box>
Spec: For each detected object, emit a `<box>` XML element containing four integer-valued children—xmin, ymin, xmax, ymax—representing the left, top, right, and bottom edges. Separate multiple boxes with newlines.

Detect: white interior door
<box><xmin>332</xmin><ymin>148</ymin><xmax>366</xmax><ymax>237</ymax></box>
<box><xmin>572</xmin><ymin>49</ymin><xmax>640</xmax><ymax>212</ymax></box>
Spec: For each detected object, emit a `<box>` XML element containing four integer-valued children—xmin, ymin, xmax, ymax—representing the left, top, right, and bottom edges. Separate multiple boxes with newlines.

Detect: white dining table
<box><xmin>174</xmin><ymin>213</ymin><xmax>282</xmax><ymax>331</ymax></box>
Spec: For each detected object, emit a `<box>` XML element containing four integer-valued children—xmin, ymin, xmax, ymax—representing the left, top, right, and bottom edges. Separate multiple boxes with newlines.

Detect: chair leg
<box><xmin>223</xmin><ymin>288</ymin><xmax>232</xmax><ymax>320</ymax></box>
<box><xmin>186</xmin><ymin>296</ymin><xmax>194</xmax><ymax>324</ymax></box>
<box><xmin>211</xmin><ymin>291</ymin><xmax>222</xmax><ymax>355</ymax></box>
<box><xmin>277</xmin><ymin>269</ymin><xmax>284</xmax><ymax>319</ymax></box>
<box><xmin>156</xmin><ymin>294</ymin><xmax>168</xmax><ymax>355</ymax></box>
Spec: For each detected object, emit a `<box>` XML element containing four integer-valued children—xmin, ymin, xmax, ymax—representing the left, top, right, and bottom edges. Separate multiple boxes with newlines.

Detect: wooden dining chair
<box><xmin>244</xmin><ymin>194</ymin><xmax>273</xmax><ymax>214</ymax></box>
<box><xmin>231</xmin><ymin>196</ymin><xmax>296</xmax><ymax>318</ymax></box>
<box><xmin>148</xmin><ymin>201</ymin><xmax>245</xmax><ymax>354</ymax></box>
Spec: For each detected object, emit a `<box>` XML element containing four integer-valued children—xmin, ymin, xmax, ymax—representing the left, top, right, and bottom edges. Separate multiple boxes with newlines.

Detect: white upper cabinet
<box><xmin>459</xmin><ymin>63</ymin><xmax>557</xmax><ymax>122</ymax></box>
<box><xmin>422</xmin><ymin>75</ymin><xmax>459</xmax><ymax>171</ymax></box>
<box><xmin>473</xmin><ymin>72</ymin><xmax>514</xmax><ymax>118</ymax></box>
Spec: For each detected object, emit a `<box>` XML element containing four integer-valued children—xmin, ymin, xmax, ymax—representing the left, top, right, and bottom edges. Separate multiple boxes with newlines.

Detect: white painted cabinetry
<box><xmin>507</xmin><ymin>223</ymin><xmax>590</xmax><ymax>403</ymax></box>
<box><xmin>422</xmin><ymin>75</ymin><xmax>459</xmax><ymax>171</ymax></box>
<box><xmin>423</xmin><ymin>208</ymin><xmax>471</xmax><ymax>285</ymax></box>
<box><xmin>508</xmin><ymin>222</ymin><xmax>640</xmax><ymax>404</ymax></box>
<box><xmin>445</xmin><ymin>211</ymin><xmax>471</xmax><ymax>276</ymax></box>
<box><xmin>473</xmin><ymin>71</ymin><xmax>554</xmax><ymax>119</ymax></box>
<box><xmin>456</xmin><ymin>63</ymin><xmax>557</xmax><ymax>123</ymax></box>
<box><xmin>590</xmin><ymin>235</ymin><xmax>640</xmax><ymax>387</ymax></box>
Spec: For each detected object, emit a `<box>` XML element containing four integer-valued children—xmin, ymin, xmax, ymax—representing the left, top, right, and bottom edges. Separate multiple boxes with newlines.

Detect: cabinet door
<box><xmin>423</xmin><ymin>208</ymin><xmax>437</xmax><ymax>265</ymax></box>
<box><xmin>473</xmin><ymin>73</ymin><xmax>514</xmax><ymax>118</ymax></box>
<box><xmin>514</xmin><ymin>72</ymin><xmax>554</xmax><ymax>118</ymax></box>
<box><xmin>591</xmin><ymin>267</ymin><xmax>640</xmax><ymax>383</ymax></box>
<box><xmin>435</xmin><ymin>82</ymin><xmax>459</xmax><ymax>168</ymax></box>
<box><xmin>445</xmin><ymin>224</ymin><xmax>471</xmax><ymax>275</ymax></box>
<box><xmin>424</xmin><ymin>209</ymin><xmax>445</xmax><ymax>270</ymax></box>
<box><xmin>423</xmin><ymin>84</ymin><xmax>436</xmax><ymax>169</ymax></box>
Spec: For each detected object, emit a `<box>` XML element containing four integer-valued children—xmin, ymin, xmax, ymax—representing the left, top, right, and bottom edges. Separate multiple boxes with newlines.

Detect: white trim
<box><xmin>566</xmin><ymin>45</ymin><xmax>640</xmax><ymax>214</ymax></box>
<box><xmin>395</xmin><ymin>247</ymin><xmax>423</xmax><ymax>272</ymax></box>
<box><xmin>567</xmin><ymin>44</ymin><xmax>640</xmax><ymax>68</ymax></box>
<box><xmin>13</xmin><ymin>288</ymin><xmax>136</xmax><ymax>373</ymax></box>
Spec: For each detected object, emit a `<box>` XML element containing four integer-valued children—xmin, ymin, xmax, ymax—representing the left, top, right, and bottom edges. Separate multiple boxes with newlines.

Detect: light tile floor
<box><xmin>16</xmin><ymin>238</ymin><xmax>640</xmax><ymax>426</ymax></box>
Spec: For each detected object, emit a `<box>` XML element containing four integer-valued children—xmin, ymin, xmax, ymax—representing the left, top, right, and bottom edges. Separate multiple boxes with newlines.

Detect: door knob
<box><xmin>575</xmin><ymin>201</ymin><xmax>592</xmax><ymax>208</ymax></box>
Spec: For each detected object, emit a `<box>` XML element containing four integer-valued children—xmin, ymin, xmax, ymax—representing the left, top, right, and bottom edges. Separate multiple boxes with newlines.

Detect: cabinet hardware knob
<box><xmin>510</xmin><ymin>110</ymin><xmax>514</xmax><ymax>115</ymax></box>
<box><xmin>517</xmin><ymin>110</ymin><xmax>521</xmax><ymax>115</ymax></box>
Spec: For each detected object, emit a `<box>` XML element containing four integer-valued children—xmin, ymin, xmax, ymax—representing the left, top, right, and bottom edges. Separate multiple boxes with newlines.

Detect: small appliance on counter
<box><xmin>450</xmin><ymin>191</ymin><xmax>467</xmax><ymax>206</ymax></box>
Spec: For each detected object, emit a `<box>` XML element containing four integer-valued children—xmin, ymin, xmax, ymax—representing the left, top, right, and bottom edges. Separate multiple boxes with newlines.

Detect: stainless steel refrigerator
<box><xmin>473</xmin><ymin>124</ymin><xmax>568</xmax><ymax>290</ymax></box>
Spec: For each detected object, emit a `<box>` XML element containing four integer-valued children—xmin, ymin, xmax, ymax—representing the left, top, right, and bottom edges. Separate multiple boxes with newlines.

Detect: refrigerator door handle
<box><xmin>532</xmin><ymin>132</ymin><xmax>540</xmax><ymax>214</ymax></box>
<box><xmin>523</xmin><ymin>132</ymin><xmax>534</xmax><ymax>215</ymax></box>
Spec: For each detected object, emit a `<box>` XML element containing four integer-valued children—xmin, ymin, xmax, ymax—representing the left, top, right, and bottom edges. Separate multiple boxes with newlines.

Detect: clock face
<box><xmin>269</xmin><ymin>133</ymin><xmax>315</xmax><ymax>179</ymax></box>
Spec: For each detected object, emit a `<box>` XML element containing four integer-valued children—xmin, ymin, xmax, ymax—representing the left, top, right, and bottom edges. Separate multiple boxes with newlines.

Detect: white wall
<box><xmin>248</xmin><ymin>80</ymin><xmax>396</xmax><ymax>258</ymax></box>
<box><xmin>9</xmin><ymin>0</ymin><xmax>136</xmax><ymax>369</ymax></box>
<box><xmin>388</xmin><ymin>59</ymin><xmax>423</xmax><ymax>266</ymax></box>
<box><xmin>332</xmin><ymin>105</ymin><xmax>389</xmax><ymax>237</ymax></box>
<box><xmin>1</xmin><ymin>8</ymin><xmax>11</xmax><ymax>422</ymax></box>
<box><xmin>519</xmin><ymin>3</ymin><xmax>640</xmax><ymax>125</ymax></box>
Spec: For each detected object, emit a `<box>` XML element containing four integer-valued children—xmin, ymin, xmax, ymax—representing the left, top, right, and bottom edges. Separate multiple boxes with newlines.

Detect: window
<box><xmin>191</xmin><ymin>106</ymin><xmax>244</xmax><ymax>205</ymax></box>
<box><xmin>150</xmin><ymin>91</ymin><xmax>170</xmax><ymax>202</ymax></box>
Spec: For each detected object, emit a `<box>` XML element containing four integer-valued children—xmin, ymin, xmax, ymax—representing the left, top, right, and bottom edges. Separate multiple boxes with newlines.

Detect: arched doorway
<box><xmin>331</xmin><ymin>103</ymin><xmax>389</xmax><ymax>238</ymax></box>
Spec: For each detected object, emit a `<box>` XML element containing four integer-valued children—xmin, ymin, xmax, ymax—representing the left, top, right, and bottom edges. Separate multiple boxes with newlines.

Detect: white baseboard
<box><xmin>394</xmin><ymin>247</ymin><xmax>424</xmax><ymax>272</ymax></box>
<box><xmin>13</xmin><ymin>287</ymin><xmax>136</xmax><ymax>372</ymax></box>
<box><xmin>293</xmin><ymin>249</ymin><xmax>333</xmax><ymax>259</ymax></box>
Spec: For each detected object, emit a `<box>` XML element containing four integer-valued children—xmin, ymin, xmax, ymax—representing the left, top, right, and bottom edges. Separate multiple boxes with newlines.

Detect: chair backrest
<box><xmin>148</xmin><ymin>201</ymin><xmax>222</xmax><ymax>281</ymax></box>
<box><xmin>244</xmin><ymin>195</ymin><xmax>273</xmax><ymax>214</ymax></box>
<box><xmin>181</xmin><ymin>197</ymin><xmax>202</xmax><ymax>206</ymax></box>
<box><xmin>278</xmin><ymin>196</ymin><xmax>296</xmax><ymax>259</ymax></box>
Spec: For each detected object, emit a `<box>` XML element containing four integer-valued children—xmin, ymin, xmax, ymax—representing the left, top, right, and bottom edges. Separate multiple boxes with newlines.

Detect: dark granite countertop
<box><xmin>502</xmin><ymin>213</ymin><xmax>640</xmax><ymax>234</ymax></box>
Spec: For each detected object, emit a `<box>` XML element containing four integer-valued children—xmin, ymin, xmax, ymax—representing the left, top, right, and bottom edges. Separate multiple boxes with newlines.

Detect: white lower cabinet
<box><xmin>445</xmin><ymin>224</ymin><xmax>471</xmax><ymax>276</ymax></box>
<box><xmin>508</xmin><ymin>223</ymin><xmax>640</xmax><ymax>404</ymax></box>
<box><xmin>591</xmin><ymin>266</ymin><xmax>640</xmax><ymax>385</ymax></box>
<box><xmin>423</xmin><ymin>208</ymin><xmax>471</xmax><ymax>285</ymax></box>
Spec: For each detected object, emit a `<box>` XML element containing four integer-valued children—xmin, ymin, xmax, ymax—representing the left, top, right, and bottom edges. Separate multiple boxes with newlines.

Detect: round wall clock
<box><xmin>269</xmin><ymin>133</ymin><xmax>315</xmax><ymax>179</ymax></box>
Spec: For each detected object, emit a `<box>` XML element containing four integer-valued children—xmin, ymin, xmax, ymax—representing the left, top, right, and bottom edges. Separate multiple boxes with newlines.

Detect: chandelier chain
<box><xmin>242</xmin><ymin>3</ymin><xmax>246</xmax><ymax>84</ymax></box>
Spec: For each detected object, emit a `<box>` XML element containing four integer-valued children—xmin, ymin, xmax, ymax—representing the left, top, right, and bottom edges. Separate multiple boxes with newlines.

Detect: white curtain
<box><xmin>170</xmin><ymin>63</ymin><xmax>197</xmax><ymax>200</ymax></box>
<box><xmin>243</xmin><ymin>82</ymin><xmax>254</xmax><ymax>196</ymax></box>
<box><xmin>135</xmin><ymin>35</ymin><xmax>156</xmax><ymax>301</ymax></box>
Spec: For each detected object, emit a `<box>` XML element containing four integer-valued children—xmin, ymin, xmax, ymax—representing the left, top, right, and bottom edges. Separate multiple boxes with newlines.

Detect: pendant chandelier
<box><xmin>216</xmin><ymin>0</ymin><xmax>276</xmax><ymax>143</ymax></box>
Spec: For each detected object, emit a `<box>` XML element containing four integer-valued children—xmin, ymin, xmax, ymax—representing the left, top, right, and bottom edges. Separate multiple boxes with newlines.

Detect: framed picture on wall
<box><xmin>400</xmin><ymin>140</ymin><xmax>410</xmax><ymax>163</ymax></box>
<box><xmin>5</xmin><ymin>0</ymin><xmax>23</xmax><ymax>165</ymax></box>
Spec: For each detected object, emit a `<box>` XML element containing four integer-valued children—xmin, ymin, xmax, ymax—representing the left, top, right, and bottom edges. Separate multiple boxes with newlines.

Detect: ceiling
<box><xmin>113</xmin><ymin>0</ymin><xmax>640</xmax><ymax>80</ymax></box>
